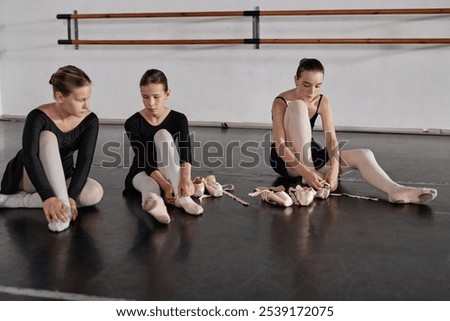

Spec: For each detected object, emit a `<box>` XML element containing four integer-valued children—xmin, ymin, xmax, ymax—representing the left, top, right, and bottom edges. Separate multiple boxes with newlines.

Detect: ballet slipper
<box><xmin>175</xmin><ymin>196</ymin><xmax>204</xmax><ymax>215</ymax></box>
<box><xmin>192</xmin><ymin>177</ymin><xmax>205</xmax><ymax>198</ymax></box>
<box><xmin>142</xmin><ymin>193</ymin><xmax>170</xmax><ymax>224</ymax></box>
<box><xmin>48</xmin><ymin>219</ymin><xmax>70</xmax><ymax>233</ymax></box>
<box><xmin>289</xmin><ymin>185</ymin><xmax>316</xmax><ymax>206</ymax></box>
<box><xmin>388</xmin><ymin>187</ymin><xmax>438</xmax><ymax>205</ymax></box>
<box><xmin>0</xmin><ymin>191</ymin><xmax>29</xmax><ymax>207</ymax></box>
<box><xmin>204</xmin><ymin>175</ymin><xmax>223</xmax><ymax>197</ymax></box>
<box><xmin>315</xmin><ymin>182</ymin><xmax>331</xmax><ymax>200</ymax></box>
<box><xmin>260</xmin><ymin>190</ymin><xmax>293</xmax><ymax>207</ymax></box>
<box><xmin>48</xmin><ymin>204</ymin><xmax>72</xmax><ymax>233</ymax></box>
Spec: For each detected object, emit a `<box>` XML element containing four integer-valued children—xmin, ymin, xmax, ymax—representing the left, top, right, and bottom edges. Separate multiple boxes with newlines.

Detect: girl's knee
<box><xmin>39</xmin><ymin>130</ymin><xmax>58</xmax><ymax>146</ymax></box>
<box><xmin>340</xmin><ymin>148</ymin><xmax>375</xmax><ymax>170</ymax></box>
<box><xmin>285</xmin><ymin>100</ymin><xmax>309</xmax><ymax>120</ymax></box>
<box><xmin>358</xmin><ymin>148</ymin><xmax>375</xmax><ymax>160</ymax></box>
<box><xmin>154</xmin><ymin>129</ymin><xmax>172</xmax><ymax>142</ymax></box>
<box><xmin>289</xmin><ymin>100</ymin><xmax>308</xmax><ymax>111</ymax></box>
<box><xmin>79</xmin><ymin>179</ymin><xmax>103</xmax><ymax>206</ymax></box>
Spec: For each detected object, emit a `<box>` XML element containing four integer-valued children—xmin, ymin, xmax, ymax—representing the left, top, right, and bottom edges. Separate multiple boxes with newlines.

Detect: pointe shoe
<box><xmin>260</xmin><ymin>190</ymin><xmax>293</xmax><ymax>207</ymax></box>
<box><xmin>388</xmin><ymin>187</ymin><xmax>438</xmax><ymax>205</ymax></box>
<box><xmin>274</xmin><ymin>191</ymin><xmax>294</xmax><ymax>207</ymax></box>
<box><xmin>192</xmin><ymin>177</ymin><xmax>205</xmax><ymax>198</ymax></box>
<box><xmin>48</xmin><ymin>219</ymin><xmax>71</xmax><ymax>233</ymax></box>
<box><xmin>175</xmin><ymin>197</ymin><xmax>204</xmax><ymax>215</ymax></box>
<box><xmin>142</xmin><ymin>193</ymin><xmax>170</xmax><ymax>224</ymax></box>
<box><xmin>289</xmin><ymin>185</ymin><xmax>316</xmax><ymax>206</ymax></box>
<box><xmin>204</xmin><ymin>175</ymin><xmax>223</xmax><ymax>197</ymax></box>
<box><xmin>315</xmin><ymin>182</ymin><xmax>331</xmax><ymax>200</ymax></box>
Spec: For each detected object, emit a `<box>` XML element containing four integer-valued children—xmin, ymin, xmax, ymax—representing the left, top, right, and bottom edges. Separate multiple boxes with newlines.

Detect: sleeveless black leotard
<box><xmin>270</xmin><ymin>94</ymin><xmax>329</xmax><ymax>177</ymax></box>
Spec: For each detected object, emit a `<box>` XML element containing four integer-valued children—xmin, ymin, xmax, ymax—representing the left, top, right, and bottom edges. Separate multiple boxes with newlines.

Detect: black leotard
<box><xmin>122</xmin><ymin>110</ymin><xmax>192</xmax><ymax>195</ymax></box>
<box><xmin>0</xmin><ymin>109</ymin><xmax>99</xmax><ymax>201</ymax></box>
<box><xmin>270</xmin><ymin>95</ymin><xmax>328</xmax><ymax>177</ymax></box>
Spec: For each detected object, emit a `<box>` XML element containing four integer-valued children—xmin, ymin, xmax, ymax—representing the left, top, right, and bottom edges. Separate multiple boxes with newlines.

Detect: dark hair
<box><xmin>49</xmin><ymin>65</ymin><xmax>91</xmax><ymax>97</ymax></box>
<box><xmin>139</xmin><ymin>69</ymin><xmax>169</xmax><ymax>92</ymax></box>
<box><xmin>296</xmin><ymin>58</ymin><xmax>324</xmax><ymax>79</ymax></box>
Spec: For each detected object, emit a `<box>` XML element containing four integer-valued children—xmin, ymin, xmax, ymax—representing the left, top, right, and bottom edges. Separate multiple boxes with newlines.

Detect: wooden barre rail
<box><xmin>57</xmin><ymin>8</ymin><xmax>450</xmax><ymax>48</ymax></box>
<box><xmin>59</xmin><ymin>38</ymin><xmax>450</xmax><ymax>45</ymax></box>
<box><xmin>57</xmin><ymin>8</ymin><xmax>450</xmax><ymax>19</ymax></box>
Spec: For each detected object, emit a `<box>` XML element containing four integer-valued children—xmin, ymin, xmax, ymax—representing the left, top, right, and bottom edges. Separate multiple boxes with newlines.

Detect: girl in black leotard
<box><xmin>0</xmin><ymin>65</ymin><xmax>103</xmax><ymax>232</ymax></box>
<box><xmin>270</xmin><ymin>58</ymin><xmax>437</xmax><ymax>204</ymax></box>
<box><xmin>123</xmin><ymin>69</ymin><xmax>203</xmax><ymax>224</ymax></box>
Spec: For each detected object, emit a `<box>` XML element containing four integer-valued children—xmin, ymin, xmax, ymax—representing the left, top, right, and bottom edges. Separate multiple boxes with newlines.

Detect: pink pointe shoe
<box><xmin>204</xmin><ymin>175</ymin><xmax>223</xmax><ymax>197</ymax></box>
<box><xmin>289</xmin><ymin>185</ymin><xmax>317</xmax><ymax>206</ymax></box>
<box><xmin>249</xmin><ymin>186</ymin><xmax>293</xmax><ymax>207</ymax></box>
<box><xmin>315</xmin><ymin>182</ymin><xmax>331</xmax><ymax>200</ymax></box>
<box><xmin>192</xmin><ymin>177</ymin><xmax>205</xmax><ymax>198</ymax></box>
<box><xmin>260</xmin><ymin>190</ymin><xmax>293</xmax><ymax>207</ymax></box>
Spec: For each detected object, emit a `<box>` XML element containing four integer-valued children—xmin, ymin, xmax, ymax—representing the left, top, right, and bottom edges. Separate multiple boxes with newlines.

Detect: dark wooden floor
<box><xmin>0</xmin><ymin>120</ymin><xmax>449</xmax><ymax>300</ymax></box>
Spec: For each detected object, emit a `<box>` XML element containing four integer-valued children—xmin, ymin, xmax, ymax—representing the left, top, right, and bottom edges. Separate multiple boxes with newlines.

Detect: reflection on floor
<box><xmin>0</xmin><ymin>121</ymin><xmax>449</xmax><ymax>300</ymax></box>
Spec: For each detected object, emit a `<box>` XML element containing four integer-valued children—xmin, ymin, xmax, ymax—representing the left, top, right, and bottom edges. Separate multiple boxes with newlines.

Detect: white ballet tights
<box><xmin>283</xmin><ymin>100</ymin><xmax>315</xmax><ymax>173</ymax></box>
<box><xmin>132</xmin><ymin>129</ymin><xmax>203</xmax><ymax>217</ymax></box>
<box><xmin>0</xmin><ymin>131</ymin><xmax>103</xmax><ymax>231</ymax></box>
<box><xmin>282</xmin><ymin>100</ymin><xmax>437</xmax><ymax>204</ymax></box>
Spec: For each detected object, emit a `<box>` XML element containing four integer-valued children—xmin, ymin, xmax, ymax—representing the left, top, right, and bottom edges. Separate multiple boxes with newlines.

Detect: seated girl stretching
<box><xmin>123</xmin><ymin>69</ymin><xmax>203</xmax><ymax>224</ymax></box>
<box><xmin>0</xmin><ymin>65</ymin><xmax>104</xmax><ymax>232</ymax></box>
<box><xmin>270</xmin><ymin>58</ymin><xmax>437</xmax><ymax>204</ymax></box>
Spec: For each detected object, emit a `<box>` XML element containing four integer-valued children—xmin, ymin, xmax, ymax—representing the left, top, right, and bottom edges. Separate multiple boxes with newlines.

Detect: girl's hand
<box><xmin>69</xmin><ymin>197</ymin><xmax>78</xmax><ymax>220</ymax></box>
<box><xmin>324</xmin><ymin>167</ymin><xmax>339</xmax><ymax>192</ymax></box>
<box><xmin>178</xmin><ymin>176</ymin><xmax>194</xmax><ymax>198</ymax></box>
<box><xmin>302</xmin><ymin>168</ymin><xmax>326</xmax><ymax>190</ymax></box>
<box><xmin>162</xmin><ymin>184</ymin><xmax>176</xmax><ymax>205</ymax></box>
<box><xmin>43</xmin><ymin>197</ymin><xmax>69</xmax><ymax>223</ymax></box>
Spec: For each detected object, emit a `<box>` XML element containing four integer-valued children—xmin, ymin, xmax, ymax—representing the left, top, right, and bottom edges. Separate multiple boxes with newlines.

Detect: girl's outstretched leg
<box><xmin>154</xmin><ymin>129</ymin><xmax>203</xmax><ymax>215</ymax></box>
<box><xmin>340</xmin><ymin>149</ymin><xmax>437</xmax><ymax>204</ymax></box>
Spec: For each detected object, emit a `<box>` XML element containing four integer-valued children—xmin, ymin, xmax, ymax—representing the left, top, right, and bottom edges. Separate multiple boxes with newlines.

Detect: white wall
<box><xmin>1</xmin><ymin>0</ymin><xmax>449</xmax><ymax>132</ymax></box>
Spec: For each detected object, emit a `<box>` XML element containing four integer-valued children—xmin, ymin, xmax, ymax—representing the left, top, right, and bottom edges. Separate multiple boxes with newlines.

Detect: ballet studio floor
<box><xmin>0</xmin><ymin>119</ymin><xmax>449</xmax><ymax>301</ymax></box>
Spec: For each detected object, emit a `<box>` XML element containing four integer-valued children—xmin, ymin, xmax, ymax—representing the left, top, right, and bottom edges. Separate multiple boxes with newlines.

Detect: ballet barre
<box><xmin>57</xmin><ymin>8</ymin><xmax>450</xmax><ymax>49</ymax></box>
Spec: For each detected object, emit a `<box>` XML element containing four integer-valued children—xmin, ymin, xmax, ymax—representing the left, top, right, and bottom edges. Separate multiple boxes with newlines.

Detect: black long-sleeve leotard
<box><xmin>0</xmin><ymin>108</ymin><xmax>99</xmax><ymax>201</ymax></box>
<box><xmin>122</xmin><ymin>110</ymin><xmax>192</xmax><ymax>195</ymax></box>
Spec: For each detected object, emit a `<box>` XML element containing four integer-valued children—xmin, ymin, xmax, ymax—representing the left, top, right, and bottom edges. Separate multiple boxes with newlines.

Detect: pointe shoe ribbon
<box><xmin>192</xmin><ymin>176</ymin><xmax>249</xmax><ymax>205</ymax></box>
<box><xmin>222</xmin><ymin>184</ymin><xmax>249</xmax><ymax>206</ymax></box>
<box><xmin>329</xmin><ymin>193</ymin><xmax>379</xmax><ymax>201</ymax></box>
<box><xmin>288</xmin><ymin>185</ymin><xmax>316</xmax><ymax>206</ymax></box>
<box><xmin>249</xmin><ymin>186</ymin><xmax>293</xmax><ymax>207</ymax></box>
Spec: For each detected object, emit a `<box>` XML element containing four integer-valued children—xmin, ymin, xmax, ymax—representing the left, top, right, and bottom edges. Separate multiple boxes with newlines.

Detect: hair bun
<box><xmin>49</xmin><ymin>73</ymin><xmax>55</xmax><ymax>85</ymax></box>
